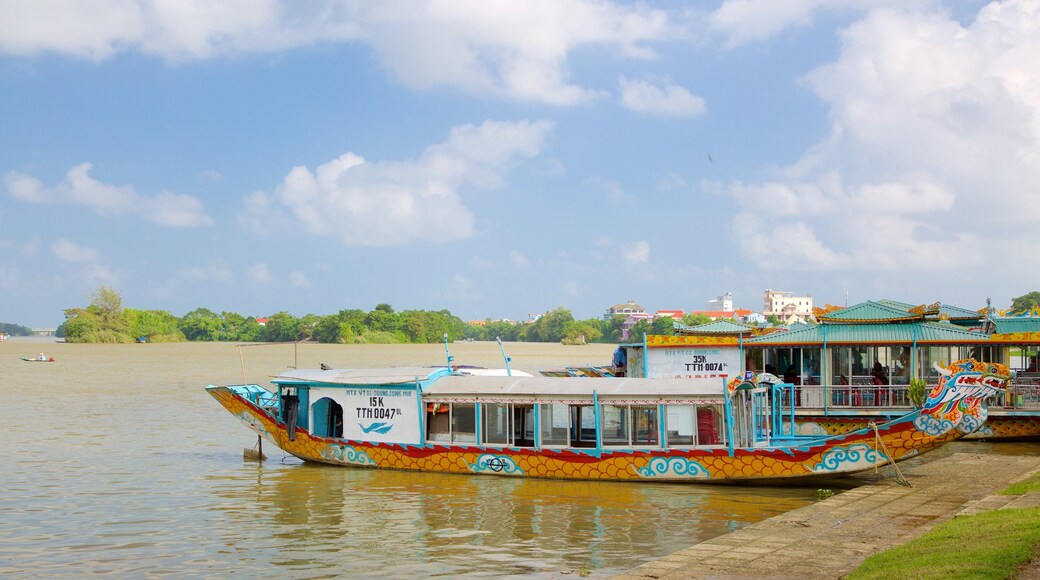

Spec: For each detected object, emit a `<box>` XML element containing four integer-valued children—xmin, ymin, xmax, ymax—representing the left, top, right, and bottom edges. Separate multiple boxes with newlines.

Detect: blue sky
<box><xmin>2</xmin><ymin>0</ymin><xmax>1038</xmax><ymax>328</ymax></box>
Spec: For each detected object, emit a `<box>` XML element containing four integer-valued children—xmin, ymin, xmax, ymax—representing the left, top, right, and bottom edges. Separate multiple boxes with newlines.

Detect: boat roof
<box><xmin>743</xmin><ymin>321</ymin><xmax>991</xmax><ymax>345</ymax></box>
<box><xmin>274</xmin><ymin>366</ymin><xmax>446</xmax><ymax>386</ymax></box>
<box><xmin>425</xmin><ymin>375</ymin><xmax>725</xmax><ymax>397</ymax></box>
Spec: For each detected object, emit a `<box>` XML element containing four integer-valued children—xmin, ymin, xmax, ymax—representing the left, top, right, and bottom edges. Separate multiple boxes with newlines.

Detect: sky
<box><xmin>2</xmin><ymin>0</ymin><xmax>1039</xmax><ymax>328</ymax></box>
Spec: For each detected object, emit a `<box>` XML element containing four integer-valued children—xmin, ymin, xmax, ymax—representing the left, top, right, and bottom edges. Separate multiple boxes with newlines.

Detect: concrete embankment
<box><xmin>615</xmin><ymin>451</ymin><xmax>1040</xmax><ymax>580</ymax></box>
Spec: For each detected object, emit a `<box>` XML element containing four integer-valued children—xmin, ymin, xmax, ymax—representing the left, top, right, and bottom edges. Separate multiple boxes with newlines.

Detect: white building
<box><xmin>763</xmin><ymin>290</ymin><xmax>814</xmax><ymax>322</ymax></box>
<box><xmin>604</xmin><ymin>299</ymin><xmax>646</xmax><ymax>320</ymax></box>
<box><xmin>706</xmin><ymin>292</ymin><xmax>733</xmax><ymax>312</ymax></box>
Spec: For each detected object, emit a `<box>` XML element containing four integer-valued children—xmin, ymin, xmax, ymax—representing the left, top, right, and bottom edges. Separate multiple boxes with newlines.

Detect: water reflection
<box><xmin>206</xmin><ymin>462</ymin><xmax>819</xmax><ymax>578</ymax></box>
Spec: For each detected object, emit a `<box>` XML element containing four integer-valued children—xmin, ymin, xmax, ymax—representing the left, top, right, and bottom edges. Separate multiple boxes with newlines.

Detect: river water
<box><xmin>1</xmin><ymin>338</ymin><xmax>963</xmax><ymax>578</ymax></box>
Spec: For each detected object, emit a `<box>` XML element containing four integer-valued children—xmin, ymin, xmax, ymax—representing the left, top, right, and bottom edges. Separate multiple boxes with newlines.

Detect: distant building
<box><xmin>620</xmin><ymin>312</ymin><xmax>654</xmax><ymax>340</ymax></box>
<box><xmin>706</xmin><ymin>292</ymin><xmax>734</xmax><ymax>312</ymax></box>
<box><xmin>654</xmin><ymin>309</ymin><xmax>684</xmax><ymax>320</ymax></box>
<box><xmin>685</xmin><ymin>309</ymin><xmax>753</xmax><ymax>322</ymax></box>
<box><xmin>763</xmin><ymin>289</ymin><xmax>814</xmax><ymax>322</ymax></box>
<box><xmin>605</xmin><ymin>299</ymin><xmax>646</xmax><ymax>320</ymax></box>
<box><xmin>743</xmin><ymin>312</ymin><xmax>768</xmax><ymax>325</ymax></box>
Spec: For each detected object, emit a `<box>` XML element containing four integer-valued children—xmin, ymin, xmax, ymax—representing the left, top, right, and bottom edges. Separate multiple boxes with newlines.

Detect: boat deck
<box><xmin>615</xmin><ymin>450</ymin><xmax>1040</xmax><ymax>579</ymax></box>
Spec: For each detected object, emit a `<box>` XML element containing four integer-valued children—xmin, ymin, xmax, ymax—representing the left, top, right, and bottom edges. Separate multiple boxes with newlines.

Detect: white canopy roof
<box><xmin>425</xmin><ymin>375</ymin><xmax>726</xmax><ymax>397</ymax></box>
<box><xmin>274</xmin><ymin>367</ymin><xmax>440</xmax><ymax>386</ymax></box>
<box><xmin>271</xmin><ymin>367</ymin><xmax>728</xmax><ymax>397</ymax></box>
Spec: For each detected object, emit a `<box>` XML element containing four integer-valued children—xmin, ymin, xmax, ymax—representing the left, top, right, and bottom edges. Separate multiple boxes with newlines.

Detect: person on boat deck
<box><xmin>37</xmin><ymin>353</ymin><xmax>46</xmax><ymax>361</ymax></box>
<box><xmin>872</xmin><ymin>362</ymin><xmax>888</xmax><ymax>385</ymax></box>
<box><xmin>783</xmin><ymin>365</ymin><xmax>800</xmax><ymax>385</ymax></box>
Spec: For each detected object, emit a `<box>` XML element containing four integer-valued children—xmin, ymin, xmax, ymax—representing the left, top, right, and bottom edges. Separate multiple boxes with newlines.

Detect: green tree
<box><xmin>125</xmin><ymin>308</ymin><xmax>184</xmax><ymax>342</ymax></box>
<box><xmin>681</xmin><ymin>313</ymin><xmax>712</xmax><ymax>327</ymax></box>
<box><xmin>562</xmin><ymin>320</ymin><xmax>602</xmax><ymax>344</ymax></box>
<box><xmin>527</xmin><ymin>307</ymin><xmax>574</xmax><ymax>342</ymax></box>
<box><xmin>223</xmin><ymin>312</ymin><xmax>261</xmax><ymax>341</ymax></box>
<box><xmin>626</xmin><ymin>319</ymin><xmax>651</xmax><ymax>341</ymax></box>
<box><xmin>179</xmin><ymin>308</ymin><xmax>222</xmax><ymax>341</ymax></box>
<box><xmin>366</xmin><ymin>305</ymin><xmax>399</xmax><ymax>334</ymax></box>
<box><xmin>0</xmin><ymin>322</ymin><xmax>32</xmax><ymax>336</ymax></box>
<box><xmin>261</xmin><ymin>312</ymin><xmax>300</xmax><ymax>342</ymax></box>
<box><xmin>62</xmin><ymin>286</ymin><xmax>132</xmax><ymax>343</ymax></box>
<box><xmin>297</xmin><ymin>314</ymin><xmax>322</xmax><ymax>341</ymax></box>
<box><xmin>651</xmin><ymin>315</ymin><xmax>676</xmax><ymax>335</ymax></box>
<box><xmin>602</xmin><ymin>315</ymin><xmax>626</xmax><ymax>343</ymax></box>
<box><xmin>1011</xmin><ymin>292</ymin><xmax>1040</xmax><ymax>312</ymax></box>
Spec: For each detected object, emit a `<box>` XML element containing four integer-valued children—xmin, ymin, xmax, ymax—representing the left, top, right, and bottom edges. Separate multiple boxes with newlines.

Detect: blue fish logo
<box><xmin>359</xmin><ymin>422</ymin><xmax>394</xmax><ymax>435</ymax></box>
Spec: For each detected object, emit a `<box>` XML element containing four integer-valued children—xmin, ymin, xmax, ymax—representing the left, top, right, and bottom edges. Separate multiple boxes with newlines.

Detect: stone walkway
<box><xmin>613</xmin><ymin>451</ymin><xmax>1040</xmax><ymax>580</ymax></box>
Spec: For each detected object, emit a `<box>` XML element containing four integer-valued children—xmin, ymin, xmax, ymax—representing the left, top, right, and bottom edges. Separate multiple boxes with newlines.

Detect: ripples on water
<box><xmin>8</xmin><ymin>341</ymin><xmax>1031</xmax><ymax>577</ymax></box>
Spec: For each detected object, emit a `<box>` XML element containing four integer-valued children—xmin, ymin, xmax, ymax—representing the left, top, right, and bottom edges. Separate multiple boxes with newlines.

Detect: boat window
<box><xmin>481</xmin><ymin>403</ymin><xmax>534</xmax><ymax>447</ymax></box>
<box><xmin>631</xmin><ymin>405</ymin><xmax>658</xmax><ymax>446</ymax></box>
<box><xmin>600</xmin><ymin>405</ymin><xmax>630</xmax><ymax>446</ymax></box>
<box><xmin>451</xmin><ymin>403</ymin><xmax>476</xmax><ymax>443</ymax></box>
<box><xmin>697</xmin><ymin>405</ymin><xmax>723</xmax><ymax>445</ymax></box>
<box><xmin>539</xmin><ymin>403</ymin><xmax>569</xmax><ymax>446</ymax></box>
<box><xmin>427</xmin><ymin>403</ymin><xmax>451</xmax><ymax>442</ymax></box>
<box><xmin>514</xmin><ymin>405</ymin><xmax>535</xmax><ymax>447</ymax></box>
<box><xmin>920</xmin><ymin>347</ymin><xmax>950</xmax><ymax>383</ymax></box>
<box><xmin>665</xmin><ymin>405</ymin><xmax>696</xmax><ymax>447</ymax></box>
<box><xmin>570</xmin><ymin>405</ymin><xmax>597</xmax><ymax>448</ymax></box>
<box><xmin>311</xmin><ymin>397</ymin><xmax>343</xmax><ymax>438</ymax></box>
<box><xmin>483</xmin><ymin>403</ymin><xmax>512</xmax><ymax>446</ymax></box>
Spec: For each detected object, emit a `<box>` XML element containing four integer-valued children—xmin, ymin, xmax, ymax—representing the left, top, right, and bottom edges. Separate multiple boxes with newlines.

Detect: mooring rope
<box><xmin>869</xmin><ymin>421</ymin><xmax>911</xmax><ymax>487</ymax></box>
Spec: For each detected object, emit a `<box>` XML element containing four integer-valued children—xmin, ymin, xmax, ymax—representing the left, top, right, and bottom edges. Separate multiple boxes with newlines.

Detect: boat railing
<box><xmin>777</xmin><ymin>381</ymin><xmax>1040</xmax><ymax>412</ymax></box>
<box><xmin>228</xmin><ymin>384</ymin><xmax>280</xmax><ymax>410</ymax></box>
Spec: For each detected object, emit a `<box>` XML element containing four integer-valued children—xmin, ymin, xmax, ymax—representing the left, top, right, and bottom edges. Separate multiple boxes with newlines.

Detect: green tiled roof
<box><xmin>877</xmin><ymin>299</ymin><xmax>915</xmax><ymax>309</ymax></box>
<box><xmin>993</xmin><ymin>317</ymin><xmax>1040</xmax><ymax>334</ymax></box>
<box><xmin>675</xmin><ymin>319</ymin><xmax>754</xmax><ymax>335</ymax></box>
<box><xmin>817</xmin><ymin>301</ymin><xmax>921</xmax><ymax>323</ymax></box>
<box><xmin>744</xmin><ymin>321</ymin><xmax>990</xmax><ymax>345</ymax></box>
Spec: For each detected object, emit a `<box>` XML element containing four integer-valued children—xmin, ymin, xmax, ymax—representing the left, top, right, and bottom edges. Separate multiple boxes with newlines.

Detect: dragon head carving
<box><xmin>922</xmin><ymin>359</ymin><xmax>1013</xmax><ymax>433</ymax></box>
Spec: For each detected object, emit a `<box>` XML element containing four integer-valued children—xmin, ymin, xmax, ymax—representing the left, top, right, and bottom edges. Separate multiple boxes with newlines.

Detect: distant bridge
<box><xmin>31</xmin><ymin>328</ymin><xmax>56</xmax><ymax>336</ymax></box>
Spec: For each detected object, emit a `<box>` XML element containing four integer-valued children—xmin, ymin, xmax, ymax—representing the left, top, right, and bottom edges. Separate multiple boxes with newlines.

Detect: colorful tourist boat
<box><xmin>207</xmin><ymin>358</ymin><xmax>1011</xmax><ymax>483</ymax></box>
<box><xmin>604</xmin><ymin>300</ymin><xmax>1040</xmax><ymax>441</ymax></box>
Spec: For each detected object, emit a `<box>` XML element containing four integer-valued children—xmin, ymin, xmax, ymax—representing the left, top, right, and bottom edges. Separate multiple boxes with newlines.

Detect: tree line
<box><xmin>56</xmin><ymin>286</ymin><xmax>708</xmax><ymax>345</ymax></box>
<box><xmin>0</xmin><ymin>322</ymin><xmax>33</xmax><ymax>336</ymax></box>
<box><xmin>42</xmin><ymin>287</ymin><xmax>1040</xmax><ymax>345</ymax></box>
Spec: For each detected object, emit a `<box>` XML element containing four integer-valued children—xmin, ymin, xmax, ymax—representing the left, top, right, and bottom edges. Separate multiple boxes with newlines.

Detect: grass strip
<box><xmin>846</xmin><ymin>507</ymin><xmax>1040</xmax><ymax>580</ymax></box>
<box><xmin>1000</xmin><ymin>470</ymin><xmax>1040</xmax><ymax>496</ymax></box>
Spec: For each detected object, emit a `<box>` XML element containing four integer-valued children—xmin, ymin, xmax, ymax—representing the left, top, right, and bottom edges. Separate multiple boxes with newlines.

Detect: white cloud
<box><xmin>620</xmin><ymin>240</ymin><xmax>649</xmax><ymax>265</ymax></box>
<box><xmin>4</xmin><ymin>163</ymin><xmax>213</xmax><ymax>227</ymax></box>
<box><xmin>247</xmin><ymin>262</ymin><xmax>271</xmax><ymax>284</ymax></box>
<box><xmin>176</xmin><ymin>263</ymin><xmax>233</xmax><ymax>284</ymax></box>
<box><xmin>509</xmin><ymin>251</ymin><xmax>530</xmax><ymax>269</ymax></box>
<box><xmin>198</xmin><ymin>169</ymin><xmax>223</xmax><ymax>183</ymax></box>
<box><xmin>708</xmin><ymin>0</ymin><xmax>910</xmax><ymax>48</ymax></box>
<box><xmin>142</xmin><ymin>190</ymin><xmax>215</xmax><ymax>227</ymax></box>
<box><xmin>20</xmin><ymin>237</ymin><xmax>42</xmax><ymax>259</ymax></box>
<box><xmin>725</xmin><ymin>1</ymin><xmax>1040</xmax><ymax>278</ymax></box>
<box><xmin>51</xmin><ymin>238</ymin><xmax>99</xmax><ymax>263</ymax></box>
<box><xmin>289</xmin><ymin>270</ymin><xmax>310</xmax><ymax>287</ymax></box>
<box><xmin>49</xmin><ymin>238</ymin><xmax>123</xmax><ymax>284</ymax></box>
<box><xmin>245</xmin><ymin>119</ymin><xmax>552</xmax><ymax>246</ymax></box>
<box><xmin>0</xmin><ymin>1</ymin><xmax>670</xmax><ymax>106</ymax></box>
<box><xmin>618</xmin><ymin>76</ymin><xmax>706</xmax><ymax>117</ymax></box>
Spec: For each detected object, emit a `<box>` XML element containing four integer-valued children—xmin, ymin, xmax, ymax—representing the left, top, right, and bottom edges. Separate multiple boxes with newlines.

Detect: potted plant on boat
<box><xmin>908</xmin><ymin>378</ymin><xmax>926</xmax><ymax>408</ymax></box>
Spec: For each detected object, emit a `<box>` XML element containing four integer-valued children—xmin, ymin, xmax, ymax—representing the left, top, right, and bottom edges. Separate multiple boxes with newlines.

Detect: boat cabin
<box><xmin>268</xmin><ymin>367</ymin><xmax>772</xmax><ymax>453</ymax></box>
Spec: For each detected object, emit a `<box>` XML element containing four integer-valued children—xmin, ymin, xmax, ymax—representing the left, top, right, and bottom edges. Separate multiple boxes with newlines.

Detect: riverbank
<box><xmin>614</xmin><ymin>450</ymin><xmax>1040</xmax><ymax>579</ymax></box>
